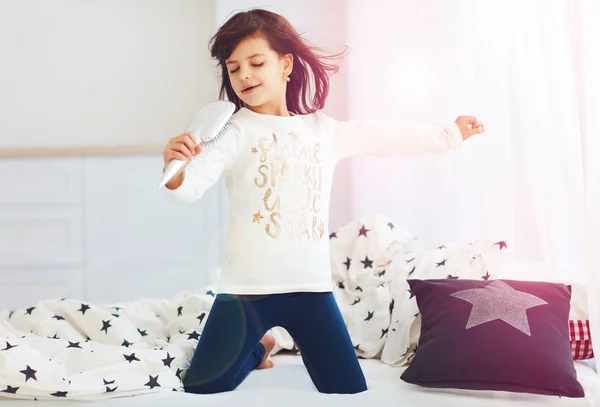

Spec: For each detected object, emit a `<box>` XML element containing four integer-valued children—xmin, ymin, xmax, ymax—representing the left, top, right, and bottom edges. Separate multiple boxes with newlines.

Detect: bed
<box><xmin>2</xmin><ymin>354</ymin><xmax>598</xmax><ymax>407</ymax></box>
<box><xmin>1</xmin><ymin>215</ymin><xmax>597</xmax><ymax>405</ymax></box>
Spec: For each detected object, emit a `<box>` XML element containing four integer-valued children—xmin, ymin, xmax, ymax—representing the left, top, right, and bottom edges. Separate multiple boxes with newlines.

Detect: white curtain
<box><xmin>343</xmin><ymin>0</ymin><xmax>598</xmax><ymax>361</ymax></box>
<box><xmin>573</xmin><ymin>0</ymin><xmax>600</xmax><ymax>369</ymax></box>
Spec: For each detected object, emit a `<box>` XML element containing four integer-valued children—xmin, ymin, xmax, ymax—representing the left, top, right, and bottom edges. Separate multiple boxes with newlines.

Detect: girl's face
<box><xmin>225</xmin><ymin>36</ymin><xmax>292</xmax><ymax>113</ymax></box>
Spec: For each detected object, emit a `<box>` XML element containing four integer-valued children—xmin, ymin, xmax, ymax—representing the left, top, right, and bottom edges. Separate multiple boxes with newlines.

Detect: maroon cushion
<box><xmin>400</xmin><ymin>279</ymin><xmax>585</xmax><ymax>398</ymax></box>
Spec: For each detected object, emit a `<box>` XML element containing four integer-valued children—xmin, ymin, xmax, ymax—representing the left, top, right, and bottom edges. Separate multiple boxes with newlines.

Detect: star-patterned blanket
<box><xmin>0</xmin><ymin>290</ymin><xmax>218</xmax><ymax>400</ymax></box>
<box><xmin>0</xmin><ymin>215</ymin><xmax>505</xmax><ymax>401</ymax></box>
<box><xmin>326</xmin><ymin>215</ymin><xmax>506</xmax><ymax>364</ymax></box>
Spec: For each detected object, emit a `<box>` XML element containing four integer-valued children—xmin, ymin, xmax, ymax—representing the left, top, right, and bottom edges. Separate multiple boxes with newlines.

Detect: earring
<box><xmin>286</xmin><ymin>76</ymin><xmax>291</xmax><ymax>82</ymax></box>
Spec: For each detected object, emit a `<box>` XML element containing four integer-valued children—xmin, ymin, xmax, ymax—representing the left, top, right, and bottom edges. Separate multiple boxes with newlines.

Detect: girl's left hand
<box><xmin>455</xmin><ymin>116</ymin><xmax>485</xmax><ymax>141</ymax></box>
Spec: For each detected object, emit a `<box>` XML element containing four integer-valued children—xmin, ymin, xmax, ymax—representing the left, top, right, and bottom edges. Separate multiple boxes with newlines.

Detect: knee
<box><xmin>183</xmin><ymin>376</ymin><xmax>236</xmax><ymax>394</ymax></box>
<box><xmin>322</xmin><ymin>384</ymin><xmax>368</xmax><ymax>395</ymax></box>
<box><xmin>319</xmin><ymin>377</ymin><xmax>368</xmax><ymax>394</ymax></box>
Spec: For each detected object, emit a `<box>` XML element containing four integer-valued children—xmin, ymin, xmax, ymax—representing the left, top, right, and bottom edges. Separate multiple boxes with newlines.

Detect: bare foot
<box><xmin>256</xmin><ymin>333</ymin><xmax>276</xmax><ymax>370</ymax></box>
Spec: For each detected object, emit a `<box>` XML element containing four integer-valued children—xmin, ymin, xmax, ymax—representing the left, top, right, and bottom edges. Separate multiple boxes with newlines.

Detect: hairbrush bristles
<box><xmin>200</xmin><ymin>118</ymin><xmax>235</xmax><ymax>148</ymax></box>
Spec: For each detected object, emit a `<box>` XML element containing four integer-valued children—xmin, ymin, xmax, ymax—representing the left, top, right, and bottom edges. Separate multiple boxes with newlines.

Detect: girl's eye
<box><xmin>229</xmin><ymin>63</ymin><xmax>263</xmax><ymax>74</ymax></box>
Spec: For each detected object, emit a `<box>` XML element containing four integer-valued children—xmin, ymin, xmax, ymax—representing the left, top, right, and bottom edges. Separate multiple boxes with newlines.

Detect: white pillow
<box><xmin>487</xmin><ymin>260</ymin><xmax>588</xmax><ymax>321</ymax></box>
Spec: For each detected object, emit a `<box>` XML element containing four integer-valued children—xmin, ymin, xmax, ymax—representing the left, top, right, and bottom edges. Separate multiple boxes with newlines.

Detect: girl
<box><xmin>163</xmin><ymin>8</ymin><xmax>484</xmax><ymax>395</ymax></box>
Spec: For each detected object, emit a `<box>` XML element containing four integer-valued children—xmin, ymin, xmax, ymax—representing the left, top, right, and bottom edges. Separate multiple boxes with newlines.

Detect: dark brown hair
<box><xmin>208</xmin><ymin>8</ymin><xmax>347</xmax><ymax>114</ymax></box>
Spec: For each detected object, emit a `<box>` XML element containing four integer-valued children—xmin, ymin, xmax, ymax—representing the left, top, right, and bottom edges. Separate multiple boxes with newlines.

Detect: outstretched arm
<box><xmin>324</xmin><ymin>113</ymin><xmax>484</xmax><ymax>161</ymax></box>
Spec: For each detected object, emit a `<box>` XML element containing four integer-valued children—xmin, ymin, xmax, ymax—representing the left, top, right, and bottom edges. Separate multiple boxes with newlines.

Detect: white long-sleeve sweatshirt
<box><xmin>165</xmin><ymin>107</ymin><xmax>463</xmax><ymax>295</ymax></box>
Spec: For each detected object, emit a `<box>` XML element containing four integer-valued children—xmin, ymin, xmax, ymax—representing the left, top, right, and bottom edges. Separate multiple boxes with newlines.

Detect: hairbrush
<box><xmin>158</xmin><ymin>100</ymin><xmax>236</xmax><ymax>189</ymax></box>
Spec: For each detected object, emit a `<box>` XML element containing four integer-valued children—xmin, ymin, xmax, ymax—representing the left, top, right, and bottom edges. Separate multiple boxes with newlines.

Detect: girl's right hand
<box><xmin>163</xmin><ymin>132</ymin><xmax>202</xmax><ymax>166</ymax></box>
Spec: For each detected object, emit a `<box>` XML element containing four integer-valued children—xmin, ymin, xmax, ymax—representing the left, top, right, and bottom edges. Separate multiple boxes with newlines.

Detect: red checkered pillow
<box><xmin>569</xmin><ymin>319</ymin><xmax>594</xmax><ymax>360</ymax></box>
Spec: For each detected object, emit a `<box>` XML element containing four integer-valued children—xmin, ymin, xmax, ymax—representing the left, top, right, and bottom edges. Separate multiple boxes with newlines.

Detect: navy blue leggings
<box><xmin>183</xmin><ymin>291</ymin><xmax>367</xmax><ymax>394</ymax></box>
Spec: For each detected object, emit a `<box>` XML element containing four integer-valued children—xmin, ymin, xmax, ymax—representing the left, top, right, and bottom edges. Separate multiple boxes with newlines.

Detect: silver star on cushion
<box><xmin>450</xmin><ymin>280</ymin><xmax>548</xmax><ymax>336</ymax></box>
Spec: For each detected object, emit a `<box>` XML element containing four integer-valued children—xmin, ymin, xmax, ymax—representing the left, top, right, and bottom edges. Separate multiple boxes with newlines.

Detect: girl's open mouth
<box><xmin>242</xmin><ymin>84</ymin><xmax>260</xmax><ymax>93</ymax></box>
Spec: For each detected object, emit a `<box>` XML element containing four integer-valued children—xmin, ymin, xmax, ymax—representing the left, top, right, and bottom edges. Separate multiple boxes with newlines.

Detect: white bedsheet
<box><xmin>3</xmin><ymin>355</ymin><xmax>598</xmax><ymax>407</ymax></box>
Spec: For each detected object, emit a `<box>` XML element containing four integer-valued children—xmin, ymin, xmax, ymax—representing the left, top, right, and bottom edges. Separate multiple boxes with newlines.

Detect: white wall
<box><xmin>0</xmin><ymin>0</ymin><xmax>216</xmax><ymax>150</ymax></box>
<box><xmin>0</xmin><ymin>155</ymin><xmax>226</xmax><ymax>309</ymax></box>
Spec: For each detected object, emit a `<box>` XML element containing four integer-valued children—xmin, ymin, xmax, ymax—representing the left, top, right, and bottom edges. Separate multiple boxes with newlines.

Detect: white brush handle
<box><xmin>158</xmin><ymin>159</ymin><xmax>187</xmax><ymax>189</ymax></box>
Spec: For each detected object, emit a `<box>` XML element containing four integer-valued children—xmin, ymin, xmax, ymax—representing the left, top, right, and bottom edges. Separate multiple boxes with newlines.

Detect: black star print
<box><xmin>1</xmin><ymin>341</ymin><xmax>17</xmax><ymax>351</ymax></box>
<box><xmin>162</xmin><ymin>352</ymin><xmax>175</xmax><ymax>368</ymax></box>
<box><xmin>111</xmin><ymin>306</ymin><xmax>122</xmax><ymax>311</ymax></box>
<box><xmin>166</xmin><ymin>336</ymin><xmax>171</xmax><ymax>343</ymax></box>
<box><xmin>52</xmin><ymin>315</ymin><xmax>65</xmax><ymax>321</ymax></box>
<box><xmin>389</xmin><ymin>298</ymin><xmax>395</xmax><ymax>315</ymax></box>
<box><xmin>343</xmin><ymin>257</ymin><xmax>351</xmax><ymax>270</ymax></box>
<box><xmin>336</xmin><ymin>280</ymin><xmax>345</xmax><ymax>289</ymax></box>
<box><xmin>408</xmin><ymin>289</ymin><xmax>415</xmax><ymax>299</ymax></box>
<box><xmin>197</xmin><ymin>313</ymin><xmax>206</xmax><ymax>325</ymax></box>
<box><xmin>482</xmin><ymin>271</ymin><xmax>491</xmax><ymax>280</ymax></box>
<box><xmin>67</xmin><ymin>341</ymin><xmax>82</xmax><ymax>349</ymax></box>
<box><xmin>8</xmin><ymin>310</ymin><xmax>14</xmax><ymax>319</ymax></box>
<box><xmin>50</xmin><ymin>391</ymin><xmax>68</xmax><ymax>397</ymax></box>
<box><xmin>137</xmin><ymin>328</ymin><xmax>148</xmax><ymax>337</ymax></box>
<box><xmin>408</xmin><ymin>266</ymin><xmax>415</xmax><ymax>276</ymax></box>
<box><xmin>178</xmin><ymin>329</ymin><xmax>185</xmax><ymax>334</ymax></box>
<box><xmin>145</xmin><ymin>375</ymin><xmax>161</xmax><ymax>389</ymax></box>
<box><xmin>406</xmin><ymin>257</ymin><xmax>415</xmax><ymax>263</ymax></box>
<box><xmin>436</xmin><ymin>259</ymin><xmax>447</xmax><ymax>267</ymax></box>
<box><xmin>48</xmin><ymin>333</ymin><xmax>59</xmax><ymax>340</ymax></box>
<box><xmin>100</xmin><ymin>320</ymin><xmax>112</xmax><ymax>334</ymax></box>
<box><xmin>355</xmin><ymin>286</ymin><xmax>363</xmax><ymax>292</ymax></box>
<box><xmin>361</xmin><ymin>256</ymin><xmax>373</xmax><ymax>269</ymax></box>
<box><xmin>187</xmin><ymin>331</ymin><xmax>200</xmax><ymax>340</ymax></box>
<box><xmin>1</xmin><ymin>385</ymin><xmax>18</xmax><ymax>394</ymax></box>
<box><xmin>25</xmin><ymin>307</ymin><xmax>36</xmax><ymax>315</ymax></box>
<box><xmin>358</xmin><ymin>225</ymin><xmax>370</xmax><ymax>237</ymax></box>
<box><xmin>364</xmin><ymin>311</ymin><xmax>374</xmax><ymax>321</ymax></box>
<box><xmin>175</xmin><ymin>368</ymin><xmax>184</xmax><ymax>380</ymax></box>
<box><xmin>377</xmin><ymin>282</ymin><xmax>386</xmax><ymax>288</ymax></box>
<box><xmin>121</xmin><ymin>339</ymin><xmax>132</xmax><ymax>348</ymax></box>
<box><xmin>354</xmin><ymin>344</ymin><xmax>361</xmax><ymax>351</ymax></box>
<box><xmin>387</xmin><ymin>222</ymin><xmax>395</xmax><ymax>230</ymax></box>
<box><xmin>177</xmin><ymin>306</ymin><xmax>183</xmax><ymax>317</ymax></box>
<box><xmin>111</xmin><ymin>313</ymin><xmax>120</xmax><ymax>318</ymax></box>
<box><xmin>446</xmin><ymin>274</ymin><xmax>459</xmax><ymax>279</ymax></box>
<box><xmin>377</xmin><ymin>269</ymin><xmax>386</xmax><ymax>277</ymax></box>
<box><xmin>437</xmin><ymin>245</ymin><xmax>446</xmax><ymax>250</ymax></box>
<box><xmin>350</xmin><ymin>298</ymin><xmax>361</xmax><ymax>306</ymax></box>
<box><xmin>206</xmin><ymin>290</ymin><xmax>216</xmax><ymax>297</ymax></box>
<box><xmin>106</xmin><ymin>386</ymin><xmax>118</xmax><ymax>393</ymax></box>
<box><xmin>103</xmin><ymin>378</ymin><xmax>115</xmax><ymax>385</ymax></box>
<box><xmin>123</xmin><ymin>353</ymin><xmax>140</xmax><ymax>363</ymax></box>
<box><xmin>20</xmin><ymin>365</ymin><xmax>37</xmax><ymax>381</ymax></box>
<box><xmin>78</xmin><ymin>304</ymin><xmax>91</xmax><ymax>315</ymax></box>
<box><xmin>329</xmin><ymin>231</ymin><xmax>337</xmax><ymax>239</ymax></box>
<box><xmin>380</xmin><ymin>327</ymin><xmax>389</xmax><ymax>339</ymax></box>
